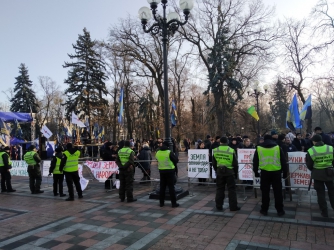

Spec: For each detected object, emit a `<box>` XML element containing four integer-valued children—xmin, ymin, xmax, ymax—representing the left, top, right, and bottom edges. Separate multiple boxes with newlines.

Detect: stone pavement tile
<box><xmin>102</xmin><ymin>222</ymin><xmax>118</xmax><ymax>228</ymax></box>
<box><xmin>54</xmin><ymin>234</ymin><xmax>75</xmax><ymax>242</ymax></box>
<box><xmin>270</xmin><ymin>237</ymin><xmax>291</xmax><ymax>247</ymax></box>
<box><xmin>137</xmin><ymin>226</ymin><xmax>155</xmax><ymax>233</ymax></box>
<box><xmin>251</xmin><ymin>235</ymin><xmax>271</xmax><ymax>245</ymax></box>
<box><xmin>186</xmin><ymin>227</ymin><xmax>204</xmax><ymax>234</ymax></box>
<box><xmin>120</xmin><ymin>214</ymin><xmax>135</xmax><ymax>219</ymax></box>
<box><xmin>71</xmin><ymin>217</ymin><xmax>86</xmax><ymax>223</ymax></box>
<box><xmin>78</xmin><ymin>231</ymin><xmax>98</xmax><ymax>238</ymax></box>
<box><xmin>159</xmin><ymin>223</ymin><xmax>175</xmax><ymax>230</ymax></box>
<box><xmin>154</xmin><ymin>218</ymin><xmax>169</xmax><ymax>223</ymax></box>
<box><xmin>204</xmin><ymin>243</ymin><xmax>228</xmax><ymax>250</ymax></box>
<box><xmin>221</xmin><ymin>226</ymin><xmax>239</xmax><ymax>234</ymax></box>
<box><xmin>233</xmin><ymin>233</ymin><xmax>252</xmax><ymax>242</ymax></box>
<box><xmin>50</xmin><ymin>242</ymin><xmax>74</xmax><ymax>250</ymax></box>
<box><xmin>77</xmin><ymin>238</ymin><xmax>99</xmax><ymax>247</ymax></box>
<box><xmin>290</xmin><ymin>240</ymin><xmax>312</xmax><ymax>250</ymax></box>
<box><xmin>172</xmin><ymin>225</ymin><xmax>189</xmax><ymax>233</ymax></box>
<box><xmin>33</xmin><ymin>230</ymin><xmax>53</xmax><ymax>237</ymax></box>
<box><xmin>312</xmin><ymin>244</ymin><xmax>334</xmax><ymax>250</ymax></box>
<box><xmin>104</xmin><ymin>244</ymin><xmax>127</xmax><ymax>250</ymax></box>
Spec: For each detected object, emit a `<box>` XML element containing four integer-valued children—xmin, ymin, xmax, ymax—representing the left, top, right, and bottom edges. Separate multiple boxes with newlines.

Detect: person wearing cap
<box><xmin>59</xmin><ymin>143</ymin><xmax>83</xmax><ymax>201</ymax></box>
<box><xmin>212</xmin><ymin>137</ymin><xmax>240</xmax><ymax>211</ymax></box>
<box><xmin>292</xmin><ymin>133</ymin><xmax>306</xmax><ymax>151</ymax></box>
<box><xmin>306</xmin><ymin>134</ymin><xmax>334</xmax><ymax>217</ymax></box>
<box><xmin>24</xmin><ymin>145</ymin><xmax>43</xmax><ymax>194</ymax></box>
<box><xmin>271</xmin><ymin>130</ymin><xmax>278</xmax><ymax>142</ymax></box>
<box><xmin>156</xmin><ymin>141</ymin><xmax>179</xmax><ymax>208</ymax></box>
<box><xmin>314</xmin><ymin>127</ymin><xmax>332</xmax><ymax>146</ymax></box>
<box><xmin>253</xmin><ymin>134</ymin><xmax>287</xmax><ymax>216</ymax></box>
<box><xmin>116</xmin><ymin>140</ymin><xmax>137</xmax><ymax>202</ymax></box>
<box><xmin>0</xmin><ymin>146</ymin><xmax>16</xmax><ymax>193</ymax></box>
<box><xmin>49</xmin><ymin>147</ymin><xmax>66</xmax><ymax>197</ymax></box>
<box><xmin>204</xmin><ymin>135</ymin><xmax>212</xmax><ymax>150</ymax></box>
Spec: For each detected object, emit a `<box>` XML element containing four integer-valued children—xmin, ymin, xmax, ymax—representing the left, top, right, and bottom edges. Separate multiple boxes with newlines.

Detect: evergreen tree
<box><xmin>63</xmin><ymin>28</ymin><xmax>109</xmax><ymax>127</ymax></box>
<box><xmin>10</xmin><ymin>63</ymin><xmax>39</xmax><ymax>140</ymax></box>
<box><xmin>271</xmin><ymin>79</ymin><xmax>289</xmax><ymax>130</ymax></box>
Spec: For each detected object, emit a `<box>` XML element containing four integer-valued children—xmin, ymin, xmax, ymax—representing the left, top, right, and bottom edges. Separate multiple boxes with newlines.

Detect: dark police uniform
<box><xmin>212</xmin><ymin>138</ymin><xmax>239</xmax><ymax>211</ymax></box>
<box><xmin>306</xmin><ymin>135</ymin><xmax>334</xmax><ymax>217</ymax></box>
<box><xmin>0</xmin><ymin>147</ymin><xmax>16</xmax><ymax>193</ymax></box>
<box><xmin>60</xmin><ymin>143</ymin><xmax>83</xmax><ymax>201</ymax></box>
<box><xmin>116</xmin><ymin>144</ymin><xmax>136</xmax><ymax>202</ymax></box>
<box><xmin>24</xmin><ymin>146</ymin><xmax>43</xmax><ymax>194</ymax></box>
<box><xmin>156</xmin><ymin>141</ymin><xmax>179</xmax><ymax>207</ymax></box>
<box><xmin>253</xmin><ymin>136</ymin><xmax>287</xmax><ymax>216</ymax></box>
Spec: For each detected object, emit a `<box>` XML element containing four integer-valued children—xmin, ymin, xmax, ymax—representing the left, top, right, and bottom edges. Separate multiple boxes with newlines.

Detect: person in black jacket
<box><xmin>253</xmin><ymin>135</ymin><xmax>288</xmax><ymax>216</ymax></box>
<box><xmin>156</xmin><ymin>141</ymin><xmax>179</xmax><ymax>207</ymax></box>
<box><xmin>49</xmin><ymin>147</ymin><xmax>66</xmax><ymax>197</ymax></box>
<box><xmin>314</xmin><ymin>127</ymin><xmax>332</xmax><ymax>146</ymax></box>
<box><xmin>292</xmin><ymin>133</ymin><xmax>306</xmax><ymax>151</ymax></box>
<box><xmin>0</xmin><ymin>146</ymin><xmax>16</xmax><ymax>193</ymax></box>
<box><xmin>137</xmin><ymin>143</ymin><xmax>152</xmax><ymax>180</ymax></box>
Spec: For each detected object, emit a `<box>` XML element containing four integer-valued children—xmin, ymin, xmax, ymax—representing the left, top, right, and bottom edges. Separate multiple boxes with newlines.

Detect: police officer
<box><xmin>60</xmin><ymin>143</ymin><xmax>83</xmax><ymax>201</ymax></box>
<box><xmin>212</xmin><ymin>137</ymin><xmax>239</xmax><ymax>211</ymax></box>
<box><xmin>156</xmin><ymin>141</ymin><xmax>179</xmax><ymax>208</ymax></box>
<box><xmin>116</xmin><ymin>140</ymin><xmax>136</xmax><ymax>202</ymax></box>
<box><xmin>0</xmin><ymin>146</ymin><xmax>16</xmax><ymax>193</ymax></box>
<box><xmin>24</xmin><ymin>145</ymin><xmax>43</xmax><ymax>194</ymax></box>
<box><xmin>253</xmin><ymin>134</ymin><xmax>287</xmax><ymax>216</ymax></box>
<box><xmin>306</xmin><ymin>134</ymin><xmax>334</xmax><ymax>217</ymax></box>
<box><xmin>49</xmin><ymin>147</ymin><xmax>66</xmax><ymax>197</ymax></box>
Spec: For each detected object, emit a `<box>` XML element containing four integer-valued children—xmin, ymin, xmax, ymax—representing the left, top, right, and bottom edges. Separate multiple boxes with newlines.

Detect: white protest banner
<box><xmin>237</xmin><ymin>149</ymin><xmax>256</xmax><ymax>180</ymax></box>
<box><xmin>10</xmin><ymin>160</ymin><xmax>28</xmax><ymax>176</ymax></box>
<box><xmin>288</xmin><ymin>152</ymin><xmax>312</xmax><ymax>188</ymax></box>
<box><xmin>71</xmin><ymin>112</ymin><xmax>86</xmax><ymax>127</ymax></box>
<box><xmin>78</xmin><ymin>164</ymin><xmax>89</xmax><ymax>190</ymax></box>
<box><xmin>42</xmin><ymin>161</ymin><xmax>51</xmax><ymax>177</ymax></box>
<box><xmin>187</xmin><ymin>149</ymin><xmax>210</xmax><ymax>178</ymax></box>
<box><xmin>85</xmin><ymin>161</ymin><xmax>119</xmax><ymax>182</ymax></box>
<box><xmin>41</xmin><ymin>125</ymin><xmax>53</xmax><ymax>139</ymax></box>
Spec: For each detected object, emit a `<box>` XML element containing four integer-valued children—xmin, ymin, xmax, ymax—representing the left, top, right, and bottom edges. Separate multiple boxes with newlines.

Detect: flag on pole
<box><xmin>299</xmin><ymin>94</ymin><xmax>312</xmax><ymax>121</ymax></box>
<box><xmin>286</xmin><ymin>94</ymin><xmax>302</xmax><ymax>130</ymax></box>
<box><xmin>118</xmin><ymin>87</ymin><xmax>124</xmax><ymax>124</ymax></box>
<box><xmin>41</xmin><ymin>125</ymin><xmax>53</xmax><ymax>139</ymax></box>
<box><xmin>93</xmin><ymin>122</ymin><xmax>99</xmax><ymax>139</ymax></box>
<box><xmin>0</xmin><ymin>118</ymin><xmax>10</xmax><ymax>136</ymax></box>
<box><xmin>71</xmin><ymin>112</ymin><xmax>86</xmax><ymax>127</ymax></box>
<box><xmin>171</xmin><ymin>100</ymin><xmax>177</xmax><ymax>127</ymax></box>
<box><xmin>247</xmin><ymin>106</ymin><xmax>259</xmax><ymax>121</ymax></box>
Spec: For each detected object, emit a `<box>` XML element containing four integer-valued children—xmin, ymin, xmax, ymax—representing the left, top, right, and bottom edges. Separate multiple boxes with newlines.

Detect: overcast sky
<box><xmin>0</xmin><ymin>0</ymin><xmax>319</xmax><ymax>106</ymax></box>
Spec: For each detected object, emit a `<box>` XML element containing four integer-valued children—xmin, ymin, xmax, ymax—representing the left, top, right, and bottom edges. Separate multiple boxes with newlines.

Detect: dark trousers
<box><xmin>119</xmin><ymin>169</ymin><xmax>134</xmax><ymax>200</ymax></box>
<box><xmin>64</xmin><ymin>171</ymin><xmax>82</xmax><ymax>199</ymax></box>
<box><xmin>53</xmin><ymin>174</ymin><xmax>65</xmax><ymax>195</ymax></box>
<box><xmin>0</xmin><ymin>168</ymin><xmax>13</xmax><ymax>191</ymax></box>
<box><xmin>27</xmin><ymin>165</ymin><xmax>42</xmax><ymax>193</ymax></box>
<box><xmin>159</xmin><ymin>171</ymin><xmax>177</xmax><ymax>205</ymax></box>
<box><xmin>314</xmin><ymin>180</ymin><xmax>334</xmax><ymax>213</ymax></box>
<box><xmin>260</xmin><ymin>170</ymin><xmax>284</xmax><ymax>212</ymax></box>
<box><xmin>215</xmin><ymin>170</ymin><xmax>238</xmax><ymax>209</ymax></box>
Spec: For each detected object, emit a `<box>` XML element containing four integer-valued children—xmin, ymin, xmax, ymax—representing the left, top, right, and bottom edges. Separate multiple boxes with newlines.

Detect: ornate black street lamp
<box><xmin>138</xmin><ymin>0</ymin><xmax>194</xmax><ymax>149</ymax></box>
<box><xmin>247</xmin><ymin>83</ymin><xmax>268</xmax><ymax>143</ymax></box>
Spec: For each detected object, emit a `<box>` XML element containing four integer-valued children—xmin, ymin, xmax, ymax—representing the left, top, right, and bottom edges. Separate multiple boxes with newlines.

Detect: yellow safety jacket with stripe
<box><xmin>308</xmin><ymin>145</ymin><xmax>334</xmax><ymax>169</ymax></box>
<box><xmin>156</xmin><ymin>150</ymin><xmax>175</xmax><ymax>170</ymax></box>
<box><xmin>24</xmin><ymin>151</ymin><xmax>37</xmax><ymax>165</ymax></box>
<box><xmin>0</xmin><ymin>152</ymin><xmax>11</xmax><ymax>167</ymax></box>
<box><xmin>257</xmin><ymin>146</ymin><xmax>281</xmax><ymax>171</ymax></box>
<box><xmin>63</xmin><ymin>150</ymin><xmax>80</xmax><ymax>172</ymax></box>
<box><xmin>53</xmin><ymin>156</ymin><xmax>62</xmax><ymax>174</ymax></box>
<box><xmin>213</xmin><ymin>146</ymin><xmax>234</xmax><ymax>169</ymax></box>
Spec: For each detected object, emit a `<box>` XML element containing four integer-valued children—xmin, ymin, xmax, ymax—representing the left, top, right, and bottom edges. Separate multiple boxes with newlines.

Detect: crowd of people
<box><xmin>1</xmin><ymin>126</ymin><xmax>334</xmax><ymax>215</ymax></box>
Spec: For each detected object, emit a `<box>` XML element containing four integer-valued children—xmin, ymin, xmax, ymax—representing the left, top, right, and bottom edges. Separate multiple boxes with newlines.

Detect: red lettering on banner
<box><xmin>244</xmin><ymin>155</ymin><xmax>250</xmax><ymax>159</ymax></box>
<box><xmin>293</xmin><ymin>178</ymin><xmax>310</xmax><ymax>186</ymax></box>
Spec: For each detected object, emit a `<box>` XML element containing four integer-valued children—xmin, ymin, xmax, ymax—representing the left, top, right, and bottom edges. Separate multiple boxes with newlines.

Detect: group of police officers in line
<box><xmin>1</xmin><ymin>131</ymin><xmax>334</xmax><ymax>215</ymax></box>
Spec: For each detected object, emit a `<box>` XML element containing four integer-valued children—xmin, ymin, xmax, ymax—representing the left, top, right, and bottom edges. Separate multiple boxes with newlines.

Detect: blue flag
<box><xmin>118</xmin><ymin>87</ymin><xmax>124</xmax><ymax>124</ymax></box>
<box><xmin>93</xmin><ymin>122</ymin><xmax>99</xmax><ymax>139</ymax></box>
<box><xmin>299</xmin><ymin>95</ymin><xmax>312</xmax><ymax>121</ymax></box>
<box><xmin>286</xmin><ymin>94</ymin><xmax>302</xmax><ymax>130</ymax></box>
<box><xmin>171</xmin><ymin>100</ymin><xmax>177</xmax><ymax>127</ymax></box>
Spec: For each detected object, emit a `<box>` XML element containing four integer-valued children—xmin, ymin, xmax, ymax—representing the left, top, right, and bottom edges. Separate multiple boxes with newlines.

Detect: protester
<box><xmin>49</xmin><ymin>147</ymin><xmax>66</xmax><ymax>197</ymax></box>
<box><xmin>156</xmin><ymin>141</ymin><xmax>179</xmax><ymax>208</ymax></box>
<box><xmin>314</xmin><ymin>127</ymin><xmax>332</xmax><ymax>146</ymax></box>
<box><xmin>0</xmin><ymin>146</ymin><xmax>16</xmax><ymax>193</ymax></box>
<box><xmin>116</xmin><ymin>140</ymin><xmax>136</xmax><ymax>202</ymax></box>
<box><xmin>24</xmin><ymin>145</ymin><xmax>43</xmax><ymax>194</ymax></box>
<box><xmin>60</xmin><ymin>143</ymin><xmax>83</xmax><ymax>201</ymax></box>
<box><xmin>212</xmin><ymin>137</ymin><xmax>240</xmax><ymax>211</ymax></box>
<box><xmin>197</xmin><ymin>141</ymin><xmax>207</xmax><ymax>185</ymax></box>
<box><xmin>137</xmin><ymin>142</ymin><xmax>152</xmax><ymax>181</ymax></box>
<box><xmin>306</xmin><ymin>134</ymin><xmax>334</xmax><ymax>217</ymax></box>
<box><xmin>253</xmin><ymin>134</ymin><xmax>287</xmax><ymax>216</ymax></box>
<box><xmin>292</xmin><ymin>133</ymin><xmax>306</xmax><ymax>151</ymax></box>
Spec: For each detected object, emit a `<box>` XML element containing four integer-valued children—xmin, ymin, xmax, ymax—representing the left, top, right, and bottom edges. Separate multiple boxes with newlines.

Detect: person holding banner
<box><xmin>0</xmin><ymin>146</ymin><xmax>16</xmax><ymax>193</ymax></box>
<box><xmin>24</xmin><ymin>145</ymin><xmax>44</xmax><ymax>194</ymax></box>
<box><xmin>212</xmin><ymin>137</ymin><xmax>240</xmax><ymax>211</ymax></box>
<box><xmin>49</xmin><ymin>147</ymin><xmax>66</xmax><ymax>197</ymax></box>
<box><xmin>60</xmin><ymin>143</ymin><xmax>83</xmax><ymax>201</ymax></box>
<box><xmin>253</xmin><ymin>134</ymin><xmax>287</xmax><ymax>216</ymax></box>
<box><xmin>116</xmin><ymin>140</ymin><xmax>137</xmax><ymax>202</ymax></box>
<box><xmin>306</xmin><ymin>134</ymin><xmax>334</xmax><ymax>218</ymax></box>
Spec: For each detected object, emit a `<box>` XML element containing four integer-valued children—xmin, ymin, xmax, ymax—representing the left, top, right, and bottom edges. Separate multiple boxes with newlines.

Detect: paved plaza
<box><xmin>0</xmin><ymin>152</ymin><xmax>334</xmax><ymax>250</ymax></box>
